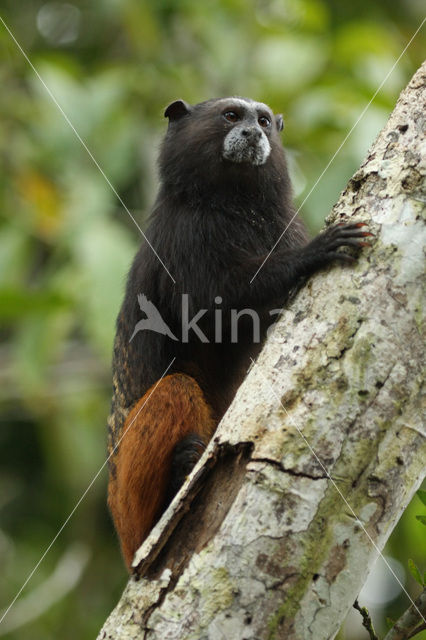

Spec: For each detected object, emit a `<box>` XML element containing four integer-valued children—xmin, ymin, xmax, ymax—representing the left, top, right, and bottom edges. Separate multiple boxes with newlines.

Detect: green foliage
<box><xmin>415</xmin><ymin>490</ymin><xmax>426</xmax><ymax>527</ymax></box>
<box><xmin>417</xmin><ymin>490</ymin><xmax>426</xmax><ymax>507</ymax></box>
<box><xmin>0</xmin><ymin>1</ymin><xmax>424</xmax><ymax>638</ymax></box>
<box><xmin>407</xmin><ymin>559</ymin><xmax>424</xmax><ymax>588</ymax></box>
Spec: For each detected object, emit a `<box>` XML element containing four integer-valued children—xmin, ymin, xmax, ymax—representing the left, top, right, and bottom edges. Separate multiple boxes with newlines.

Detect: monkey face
<box><xmin>162</xmin><ymin>97</ymin><xmax>286</xmax><ymax>189</ymax></box>
<box><xmin>220</xmin><ymin>98</ymin><xmax>275</xmax><ymax>166</ymax></box>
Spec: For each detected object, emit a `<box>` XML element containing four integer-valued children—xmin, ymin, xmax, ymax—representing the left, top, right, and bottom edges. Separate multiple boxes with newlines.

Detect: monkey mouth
<box><xmin>223</xmin><ymin>128</ymin><xmax>271</xmax><ymax>166</ymax></box>
<box><xmin>223</xmin><ymin>142</ymin><xmax>269</xmax><ymax>166</ymax></box>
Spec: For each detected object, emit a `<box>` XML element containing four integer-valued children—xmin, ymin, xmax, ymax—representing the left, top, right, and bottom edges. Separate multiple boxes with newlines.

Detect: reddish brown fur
<box><xmin>108</xmin><ymin>373</ymin><xmax>215</xmax><ymax>569</ymax></box>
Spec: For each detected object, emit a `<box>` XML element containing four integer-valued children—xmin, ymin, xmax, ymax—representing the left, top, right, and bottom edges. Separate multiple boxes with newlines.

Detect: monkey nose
<box><xmin>241</xmin><ymin>127</ymin><xmax>262</xmax><ymax>141</ymax></box>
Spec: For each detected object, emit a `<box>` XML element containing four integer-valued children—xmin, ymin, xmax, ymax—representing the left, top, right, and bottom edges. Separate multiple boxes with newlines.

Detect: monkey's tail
<box><xmin>107</xmin><ymin>373</ymin><xmax>215</xmax><ymax>570</ymax></box>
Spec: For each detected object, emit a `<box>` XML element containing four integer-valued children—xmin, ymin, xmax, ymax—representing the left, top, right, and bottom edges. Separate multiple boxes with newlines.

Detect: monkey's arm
<box><xmin>234</xmin><ymin>222</ymin><xmax>372</xmax><ymax>308</ymax></box>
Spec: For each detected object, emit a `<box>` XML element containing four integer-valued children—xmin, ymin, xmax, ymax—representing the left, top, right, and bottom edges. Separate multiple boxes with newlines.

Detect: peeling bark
<box><xmin>98</xmin><ymin>62</ymin><xmax>426</xmax><ymax>640</ymax></box>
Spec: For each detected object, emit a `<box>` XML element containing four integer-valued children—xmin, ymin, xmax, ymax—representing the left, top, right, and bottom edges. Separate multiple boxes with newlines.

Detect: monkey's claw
<box><xmin>306</xmin><ymin>221</ymin><xmax>373</xmax><ymax>269</ymax></box>
<box><xmin>321</xmin><ymin>222</ymin><xmax>373</xmax><ymax>252</ymax></box>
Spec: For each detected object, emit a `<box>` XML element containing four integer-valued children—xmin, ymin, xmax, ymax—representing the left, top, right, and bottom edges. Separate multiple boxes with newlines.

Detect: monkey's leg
<box><xmin>166</xmin><ymin>433</ymin><xmax>207</xmax><ymax>504</ymax></box>
<box><xmin>108</xmin><ymin>373</ymin><xmax>215</xmax><ymax>570</ymax></box>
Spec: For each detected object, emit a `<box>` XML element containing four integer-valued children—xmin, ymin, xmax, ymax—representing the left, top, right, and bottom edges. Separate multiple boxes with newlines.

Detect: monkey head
<box><xmin>159</xmin><ymin>97</ymin><xmax>287</xmax><ymax>192</ymax></box>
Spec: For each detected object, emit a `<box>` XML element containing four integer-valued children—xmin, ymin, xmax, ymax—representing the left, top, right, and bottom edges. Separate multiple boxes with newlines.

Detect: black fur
<box><xmin>166</xmin><ymin>433</ymin><xmax>206</xmax><ymax>506</ymax></box>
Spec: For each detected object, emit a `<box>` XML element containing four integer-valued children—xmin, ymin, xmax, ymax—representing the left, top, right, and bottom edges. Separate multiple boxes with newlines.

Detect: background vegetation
<box><xmin>0</xmin><ymin>1</ymin><xmax>424</xmax><ymax>638</ymax></box>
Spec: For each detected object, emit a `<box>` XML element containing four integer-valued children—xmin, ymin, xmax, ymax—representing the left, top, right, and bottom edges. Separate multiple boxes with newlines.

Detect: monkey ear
<box><xmin>275</xmin><ymin>114</ymin><xmax>284</xmax><ymax>132</ymax></box>
<box><xmin>164</xmin><ymin>100</ymin><xmax>192</xmax><ymax>121</ymax></box>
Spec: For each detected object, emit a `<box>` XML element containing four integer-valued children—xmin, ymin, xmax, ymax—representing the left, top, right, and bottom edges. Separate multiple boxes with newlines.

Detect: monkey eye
<box><xmin>223</xmin><ymin>111</ymin><xmax>239</xmax><ymax>123</ymax></box>
<box><xmin>258</xmin><ymin>115</ymin><xmax>271</xmax><ymax>128</ymax></box>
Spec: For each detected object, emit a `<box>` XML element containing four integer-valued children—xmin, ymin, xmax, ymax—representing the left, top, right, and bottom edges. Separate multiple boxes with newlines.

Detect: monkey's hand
<box><xmin>303</xmin><ymin>222</ymin><xmax>373</xmax><ymax>268</ymax></box>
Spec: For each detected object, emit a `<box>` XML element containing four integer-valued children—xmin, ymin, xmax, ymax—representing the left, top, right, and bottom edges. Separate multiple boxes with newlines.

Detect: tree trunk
<box><xmin>98</xmin><ymin>62</ymin><xmax>426</xmax><ymax>640</ymax></box>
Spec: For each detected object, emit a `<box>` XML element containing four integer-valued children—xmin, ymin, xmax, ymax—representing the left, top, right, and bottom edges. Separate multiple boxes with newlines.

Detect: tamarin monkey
<box><xmin>107</xmin><ymin>97</ymin><xmax>370</xmax><ymax>570</ymax></box>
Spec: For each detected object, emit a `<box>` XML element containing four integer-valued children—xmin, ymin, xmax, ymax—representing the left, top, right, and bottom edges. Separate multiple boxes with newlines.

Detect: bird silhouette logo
<box><xmin>129</xmin><ymin>294</ymin><xmax>178</xmax><ymax>342</ymax></box>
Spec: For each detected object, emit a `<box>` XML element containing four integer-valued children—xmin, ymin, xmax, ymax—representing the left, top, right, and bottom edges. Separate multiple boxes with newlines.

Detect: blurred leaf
<box><xmin>0</xmin><ymin>227</ymin><xmax>29</xmax><ymax>287</ymax></box>
<box><xmin>0</xmin><ymin>287</ymin><xmax>70</xmax><ymax>319</ymax></box>
<box><xmin>408</xmin><ymin>559</ymin><xmax>423</xmax><ymax>586</ymax></box>
<box><xmin>13</xmin><ymin>309</ymin><xmax>73</xmax><ymax>397</ymax></box>
<box><xmin>76</xmin><ymin>219</ymin><xmax>135</xmax><ymax>358</ymax></box>
<box><xmin>16</xmin><ymin>169</ymin><xmax>62</xmax><ymax>240</ymax></box>
<box><xmin>417</xmin><ymin>490</ymin><xmax>426</xmax><ymax>506</ymax></box>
